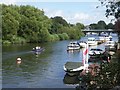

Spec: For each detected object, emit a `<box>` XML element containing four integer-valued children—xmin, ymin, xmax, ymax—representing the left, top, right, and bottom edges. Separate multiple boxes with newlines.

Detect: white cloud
<box><xmin>0</xmin><ymin>0</ymin><xmax>17</xmax><ymax>5</ymax></box>
<box><xmin>44</xmin><ymin>9</ymin><xmax>64</xmax><ymax>17</ymax></box>
<box><xmin>73</xmin><ymin>13</ymin><xmax>89</xmax><ymax>21</ymax></box>
<box><xmin>64</xmin><ymin>13</ymin><xmax>90</xmax><ymax>24</ymax></box>
<box><xmin>44</xmin><ymin>8</ymin><xmax>90</xmax><ymax>24</ymax></box>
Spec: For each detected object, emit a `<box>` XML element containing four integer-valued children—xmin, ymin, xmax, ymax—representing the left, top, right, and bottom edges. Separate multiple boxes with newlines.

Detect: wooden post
<box><xmin>117</xmin><ymin>33</ymin><xmax>120</xmax><ymax>50</ymax></box>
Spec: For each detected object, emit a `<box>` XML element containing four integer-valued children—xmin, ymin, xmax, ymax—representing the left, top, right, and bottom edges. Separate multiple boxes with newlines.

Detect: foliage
<box><xmin>99</xmin><ymin>0</ymin><xmax>120</xmax><ymax>19</ymax></box>
<box><xmin>97</xmin><ymin>20</ymin><xmax>106</xmax><ymax>29</ymax></box>
<box><xmin>90</xmin><ymin>23</ymin><xmax>99</xmax><ymax>29</ymax></box>
<box><xmin>106</xmin><ymin>23</ymin><xmax>114</xmax><ymax>29</ymax></box>
<box><xmin>81</xmin><ymin>51</ymin><xmax>120</xmax><ymax>89</ymax></box>
<box><xmin>2</xmin><ymin>4</ymin><xmax>84</xmax><ymax>44</ymax></box>
<box><xmin>98</xmin><ymin>0</ymin><xmax>120</xmax><ymax>35</ymax></box>
<box><xmin>89</xmin><ymin>20</ymin><xmax>113</xmax><ymax>29</ymax></box>
<box><xmin>58</xmin><ymin>33</ymin><xmax>69</xmax><ymax>40</ymax></box>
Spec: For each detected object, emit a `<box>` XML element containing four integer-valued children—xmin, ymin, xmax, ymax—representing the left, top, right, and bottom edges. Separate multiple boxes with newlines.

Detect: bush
<box><xmin>11</xmin><ymin>36</ymin><xmax>26</xmax><ymax>44</ymax></box>
<box><xmin>62</xmin><ymin>33</ymin><xmax>69</xmax><ymax>40</ymax></box>
<box><xmin>2</xmin><ymin>40</ymin><xmax>11</xmax><ymax>45</ymax></box>
<box><xmin>58</xmin><ymin>34</ymin><xmax>64</xmax><ymax>40</ymax></box>
<box><xmin>58</xmin><ymin>33</ymin><xmax>69</xmax><ymax>40</ymax></box>
<box><xmin>49</xmin><ymin>34</ymin><xmax>60</xmax><ymax>42</ymax></box>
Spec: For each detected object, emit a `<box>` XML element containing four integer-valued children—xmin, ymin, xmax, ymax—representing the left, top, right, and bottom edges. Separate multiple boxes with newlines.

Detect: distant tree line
<box><xmin>89</xmin><ymin>20</ymin><xmax>114</xmax><ymax>30</ymax></box>
<box><xmin>1</xmin><ymin>4</ymin><xmax>84</xmax><ymax>44</ymax></box>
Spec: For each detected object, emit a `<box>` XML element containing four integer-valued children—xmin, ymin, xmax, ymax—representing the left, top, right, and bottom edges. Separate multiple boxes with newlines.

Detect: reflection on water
<box><xmin>2</xmin><ymin>34</ymin><xmax>118</xmax><ymax>88</ymax></box>
<box><xmin>63</xmin><ymin>74</ymin><xmax>79</xmax><ymax>85</ymax></box>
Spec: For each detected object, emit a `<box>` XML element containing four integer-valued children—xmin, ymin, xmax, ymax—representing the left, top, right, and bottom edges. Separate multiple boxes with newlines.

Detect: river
<box><xmin>2</xmin><ymin>33</ymin><xmax>118</xmax><ymax>88</ymax></box>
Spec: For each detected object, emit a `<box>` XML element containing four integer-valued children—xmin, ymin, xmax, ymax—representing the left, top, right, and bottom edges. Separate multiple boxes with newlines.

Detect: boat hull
<box><xmin>63</xmin><ymin>62</ymin><xmax>84</xmax><ymax>76</ymax></box>
<box><xmin>65</xmin><ymin>70</ymin><xmax>83</xmax><ymax>76</ymax></box>
<box><xmin>32</xmin><ymin>48</ymin><xmax>44</xmax><ymax>54</ymax></box>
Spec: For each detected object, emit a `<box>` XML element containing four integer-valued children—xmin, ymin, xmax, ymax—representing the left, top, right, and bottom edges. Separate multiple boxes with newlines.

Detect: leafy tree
<box><xmin>99</xmin><ymin>0</ymin><xmax>120</xmax><ymax>34</ymax></box>
<box><xmin>97</xmin><ymin>20</ymin><xmax>106</xmax><ymax>29</ymax></box>
<box><xmin>2</xmin><ymin>4</ymin><xmax>84</xmax><ymax>44</ymax></box>
<box><xmin>89</xmin><ymin>23</ymin><xmax>98</xmax><ymax>29</ymax></box>
<box><xmin>114</xmin><ymin>19</ymin><xmax>120</xmax><ymax>32</ymax></box>
<box><xmin>50</xmin><ymin>16</ymin><xmax>69</xmax><ymax>34</ymax></box>
<box><xmin>2</xmin><ymin>7</ymin><xmax>19</xmax><ymax>41</ymax></box>
<box><xmin>106</xmin><ymin>23</ymin><xmax>114</xmax><ymax>29</ymax></box>
<box><xmin>76</xmin><ymin>23</ymin><xmax>85</xmax><ymax>29</ymax></box>
<box><xmin>51</xmin><ymin>16</ymin><xmax>68</xmax><ymax>26</ymax></box>
<box><xmin>98</xmin><ymin>0</ymin><xmax>120</xmax><ymax>19</ymax></box>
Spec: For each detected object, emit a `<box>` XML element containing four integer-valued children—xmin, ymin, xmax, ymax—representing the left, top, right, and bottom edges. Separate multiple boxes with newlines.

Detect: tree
<box><xmin>106</xmin><ymin>23</ymin><xmax>114</xmax><ymax>29</ymax></box>
<box><xmin>99</xmin><ymin>0</ymin><xmax>120</xmax><ymax>19</ymax></box>
<box><xmin>50</xmin><ymin>16</ymin><xmax>69</xmax><ymax>34</ymax></box>
<box><xmin>2</xmin><ymin>4</ymin><xmax>84</xmax><ymax>43</ymax></box>
<box><xmin>97</xmin><ymin>20</ymin><xmax>106</xmax><ymax>29</ymax></box>
<box><xmin>114</xmin><ymin>19</ymin><xmax>120</xmax><ymax>32</ymax></box>
<box><xmin>89</xmin><ymin>23</ymin><xmax>98</xmax><ymax>29</ymax></box>
<box><xmin>76</xmin><ymin>23</ymin><xmax>85</xmax><ymax>29</ymax></box>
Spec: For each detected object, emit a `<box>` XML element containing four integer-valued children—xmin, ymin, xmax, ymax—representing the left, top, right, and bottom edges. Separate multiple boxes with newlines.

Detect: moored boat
<box><xmin>88</xmin><ymin>37</ymin><xmax>98</xmax><ymax>46</ymax></box>
<box><xmin>67</xmin><ymin>41</ymin><xmax>80</xmax><ymax>51</ymax></box>
<box><xmin>89</xmin><ymin>48</ymin><xmax>104</xmax><ymax>56</ymax></box>
<box><xmin>79</xmin><ymin>41</ymin><xmax>86</xmax><ymax>48</ymax></box>
<box><xmin>105</xmin><ymin>41</ymin><xmax>117</xmax><ymax>51</ymax></box>
<box><xmin>63</xmin><ymin>62</ymin><xmax>84</xmax><ymax>76</ymax></box>
<box><xmin>88</xmin><ymin>51</ymin><xmax>111</xmax><ymax>63</ymax></box>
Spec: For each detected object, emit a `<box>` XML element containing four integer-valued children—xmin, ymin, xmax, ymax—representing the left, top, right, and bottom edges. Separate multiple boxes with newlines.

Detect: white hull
<box><xmin>88</xmin><ymin>37</ymin><xmax>98</xmax><ymax>46</ymax></box>
<box><xmin>67</xmin><ymin>46</ymin><xmax>80</xmax><ymax>50</ymax></box>
<box><xmin>79</xmin><ymin>42</ymin><xmax>86</xmax><ymax>48</ymax></box>
<box><xmin>88</xmin><ymin>42</ymin><xmax>97</xmax><ymax>46</ymax></box>
<box><xmin>67</xmin><ymin>41</ymin><xmax>80</xmax><ymax>50</ymax></box>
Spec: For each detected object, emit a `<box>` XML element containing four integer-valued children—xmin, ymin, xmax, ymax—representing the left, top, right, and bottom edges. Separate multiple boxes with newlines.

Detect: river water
<box><xmin>2</xmin><ymin>34</ymin><xmax>118</xmax><ymax>88</ymax></box>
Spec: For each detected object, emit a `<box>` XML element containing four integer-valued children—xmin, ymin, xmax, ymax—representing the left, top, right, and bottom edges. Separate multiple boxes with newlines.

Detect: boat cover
<box><xmin>65</xmin><ymin>62</ymin><xmax>83</xmax><ymax>70</ymax></box>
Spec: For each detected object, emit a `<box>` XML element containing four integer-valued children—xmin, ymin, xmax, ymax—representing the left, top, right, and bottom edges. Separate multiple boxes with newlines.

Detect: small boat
<box><xmin>32</xmin><ymin>46</ymin><xmax>44</xmax><ymax>54</ymax></box>
<box><xmin>79</xmin><ymin>41</ymin><xmax>86</xmax><ymax>48</ymax></box>
<box><xmin>88</xmin><ymin>51</ymin><xmax>111</xmax><ymax>62</ymax></box>
<box><xmin>104</xmin><ymin>35</ymin><xmax>112</xmax><ymax>41</ymax></box>
<box><xmin>67</xmin><ymin>41</ymin><xmax>80</xmax><ymax>51</ymax></box>
<box><xmin>89</xmin><ymin>48</ymin><xmax>104</xmax><ymax>56</ymax></box>
<box><xmin>105</xmin><ymin>41</ymin><xmax>117</xmax><ymax>51</ymax></box>
<box><xmin>63</xmin><ymin>62</ymin><xmax>84</xmax><ymax>76</ymax></box>
<box><xmin>88</xmin><ymin>37</ymin><xmax>97</xmax><ymax>46</ymax></box>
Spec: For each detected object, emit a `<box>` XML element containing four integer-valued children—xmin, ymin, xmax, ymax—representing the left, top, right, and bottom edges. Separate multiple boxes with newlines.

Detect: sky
<box><xmin>0</xmin><ymin>0</ymin><xmax>115</xmax><ymax>25</ymax></box>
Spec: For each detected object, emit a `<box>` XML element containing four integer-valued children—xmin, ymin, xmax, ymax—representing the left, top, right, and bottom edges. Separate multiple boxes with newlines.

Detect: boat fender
<box><xmin>16</xmin><ymin>57</ymin><xmax>22</xmax><ymax>64</ymax></box>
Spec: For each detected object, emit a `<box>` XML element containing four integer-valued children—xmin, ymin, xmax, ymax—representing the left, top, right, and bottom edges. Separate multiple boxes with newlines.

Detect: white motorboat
<box><xmin>99</xmin><ymin>35</ymin><xmax>112</xmax><ymax>42</ymax></box>
<box><xmin>79</xmin><ymin>41</ymin><xmax>86</xmax><ymax>48</ymax></box>
<box><xmin>89</xmin><ymin>48</ymin><xmax>104</xmax><ymax>56</ymax></box>
<box><xmin>104</xmin><ymin>35</ymin><xmax>112</xmax><ymax>41</ymax></box>
<box><xmin>67</xmin><ymin>41</ymin><xmax>80</xmax><ymax>51</ymax></box>
<box><xmin>105</xmin><ymin>41</ymin><xmax>117</xmax><ymax>51</ymax></box>
<box><xmin>88</xmin><ymin>37</ymin><xmax>97</xmax><ymax>46</ymax></box>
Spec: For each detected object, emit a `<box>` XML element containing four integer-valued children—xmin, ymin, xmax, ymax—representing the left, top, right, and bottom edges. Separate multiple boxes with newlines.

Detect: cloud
<box><xmin>44</xmin><ymin>9</ymin><xmax>90</xmax><ymax>24</ymax></box>
<box><xmin>72</xmin><ymin>13</ymin><xmax>89</xmax><ymax>22</ymax></box>
<box><xmin>44</xmin><ymin>9</ymin><xmax>64</xmax><ymax>17</ymax></box>
<box><xmin>44</xmin><ymin>9</ymin><xmax>113</xmax><ymax>25</ymax></box>
<box><xmin>0</xmin><ymin>0</ymin><xmax>17</xmax><ymax>5</ymax></box>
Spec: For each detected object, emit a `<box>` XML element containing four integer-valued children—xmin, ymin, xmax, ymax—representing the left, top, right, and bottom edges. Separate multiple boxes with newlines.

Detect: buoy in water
<box><xmin>16</xmin><ymin>57</ymin><xmax>22</xmax><ymax>64</ymax></box>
